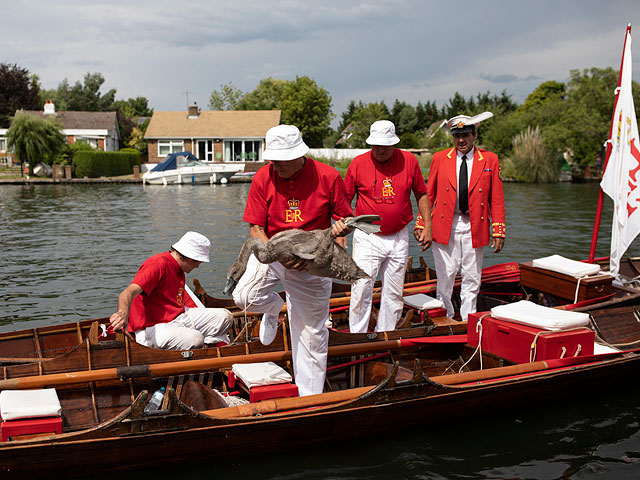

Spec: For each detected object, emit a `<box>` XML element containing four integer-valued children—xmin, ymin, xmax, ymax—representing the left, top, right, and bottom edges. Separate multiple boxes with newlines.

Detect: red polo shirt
<box><xmin>344</xmin><ymin>149</ymin><xmax>427</xmax><ymax>234</ymax></box>
<box><xmin>127</xmin><ymin>251</ymin><xmax>197</xmax><ymax>332</ymax></box>
<box><xmin>243</xmin><ymin>157</ymin><xmax>353</xmax><ymax>238</ymax></box>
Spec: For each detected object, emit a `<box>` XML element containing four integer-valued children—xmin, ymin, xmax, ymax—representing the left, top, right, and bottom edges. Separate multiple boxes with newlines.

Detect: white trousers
<box><xmin>233</xmin><ymin>254</ymin><xmax>332</xmax><ymax>397</ymax></box>
<box><xmin>135</xmin><ymin>307</ymin><xmax>233</xmax><ymax>350</ymax></box>
<box><xmin>432</xmin><ymin>214</ymin><xmax>485</xmax><ymax>321</ymax></box>
<box><xmin>349</xmin><ymin>228</ymin><xmax>409</xmax><ymax>333</ymax></box>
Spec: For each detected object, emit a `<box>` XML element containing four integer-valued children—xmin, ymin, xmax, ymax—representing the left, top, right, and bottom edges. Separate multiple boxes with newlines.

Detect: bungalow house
<box><xmin>144</xmin><ymin>106</ymin><xmax>281</xmax><ymax>167</ymax></box>
<box><xmin>18</xmin><ymin>101</ymin><xmax>120</xmax><ymax>151</ymax></box>
<box><xmin>0</xmin><ymin>129</ymin><xmax>11</xmax><ymax>166</ymax></box>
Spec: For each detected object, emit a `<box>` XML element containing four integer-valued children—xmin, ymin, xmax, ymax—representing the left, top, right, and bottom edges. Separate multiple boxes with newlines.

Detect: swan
<box><xmin>223</xmin><ymin>215</ymin><xmax>381</xmax><ymax>295</ymax></box>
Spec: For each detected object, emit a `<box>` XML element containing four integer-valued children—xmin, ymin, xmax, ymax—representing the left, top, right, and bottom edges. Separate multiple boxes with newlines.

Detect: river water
<box><xmin>1</xmin><ymin>181</ymin><xmax>640</xmax><ymax>479</ymax></box>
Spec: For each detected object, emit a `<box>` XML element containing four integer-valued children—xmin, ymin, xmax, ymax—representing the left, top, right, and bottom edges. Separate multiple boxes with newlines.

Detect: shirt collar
<box><xmin>457</xmin><ymin>147</ymin><xmax>475</xmax><ymax>161</ymax></box>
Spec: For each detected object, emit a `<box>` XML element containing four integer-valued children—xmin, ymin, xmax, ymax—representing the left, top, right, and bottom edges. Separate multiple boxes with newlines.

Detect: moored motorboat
<box><xmin>142</xmin><ymin>151</ymin><xmax>242</xmax><ymax>185</ymax></box>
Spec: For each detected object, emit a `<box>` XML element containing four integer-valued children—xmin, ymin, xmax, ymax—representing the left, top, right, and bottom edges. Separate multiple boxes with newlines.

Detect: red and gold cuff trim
<box><xmin>415</xmin><ymin>214</ymin><xmax>424</xmax><ymax>229</ymax></box>
<box><xmin>492</xmin><ymin>222</ymin><xmax>506</xmax><ymax>238</ymax></box>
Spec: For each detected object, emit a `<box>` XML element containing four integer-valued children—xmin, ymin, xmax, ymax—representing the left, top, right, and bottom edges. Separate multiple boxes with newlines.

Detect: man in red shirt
<box><xmin>110</xmin><ymin>231</ymin><xmax>232</xmax><ymax>349</ymax></box>
<box><xmin>344</xmin><ymin>120</ymin><xmax>432</xmax><ymax>333</ymax></box>
<box><xmin>415</xmin><ymin>112</ymin><xmax>505</xmax><ymax>321</ymax></box>
<box><xmin>232</xmin><ymin>124</ymin><xmax>353</xmax><ymax>396</ymax></box>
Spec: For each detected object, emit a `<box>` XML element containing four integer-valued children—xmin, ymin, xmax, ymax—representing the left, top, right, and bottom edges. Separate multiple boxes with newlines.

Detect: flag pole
<box><xmin>588</xmin><ymin>23</ymin><xmax>632</xmax><ymax>263</ymax></box>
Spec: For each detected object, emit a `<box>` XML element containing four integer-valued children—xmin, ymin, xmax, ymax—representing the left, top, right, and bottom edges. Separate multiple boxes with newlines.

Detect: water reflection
<box><xmin>0</xmin><ymin>182</ymin><xmax>637</xmax><ymax>332</ymax></box>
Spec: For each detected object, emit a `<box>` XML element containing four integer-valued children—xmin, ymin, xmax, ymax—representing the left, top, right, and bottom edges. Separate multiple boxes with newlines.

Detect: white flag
<box><xmin>601</xmin><ymin>29</ymin><xmax>640</xmax><ymax>278</ymax></box>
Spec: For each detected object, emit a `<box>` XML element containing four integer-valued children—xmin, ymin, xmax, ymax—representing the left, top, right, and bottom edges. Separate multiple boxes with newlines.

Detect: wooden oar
<box><xmin>0</xmin><ymin>336</ymin><xmax>467</xmax><ymax>391</ymax></box>
<box><xmin>230</xmin><ymin>261</ymin><xmax>519</xmax><ymax>318</ymax></box>
<box><xmin>202</xmin><ymin>358</ymin><xmax>571</xmax><ymax>419</ymax></box>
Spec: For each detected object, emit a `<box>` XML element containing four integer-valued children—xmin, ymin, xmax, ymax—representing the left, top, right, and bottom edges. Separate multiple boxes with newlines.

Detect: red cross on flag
<box><xmin>601</xmin><ymin>26</ymin><xmax>640</xmax><ymax>278</ymax></box>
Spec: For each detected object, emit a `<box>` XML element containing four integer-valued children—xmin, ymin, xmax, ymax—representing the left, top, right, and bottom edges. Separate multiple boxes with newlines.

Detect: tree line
<box><xmin>2</xmin><ymin>62</ymin><xmax>640</xmax><ymax>182</ymax></box>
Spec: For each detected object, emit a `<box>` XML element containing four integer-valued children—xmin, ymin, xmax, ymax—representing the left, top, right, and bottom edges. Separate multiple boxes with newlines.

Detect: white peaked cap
<box><xmin>446</xmin><ymin>111</ymin><xmax>494</xmax><ymax>132</ymax></box>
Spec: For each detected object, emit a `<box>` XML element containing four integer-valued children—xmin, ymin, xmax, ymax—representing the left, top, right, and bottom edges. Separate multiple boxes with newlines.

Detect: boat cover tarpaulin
<box><xmin>150</xmin><ymin>151</ymin><xmax>200</xmax><ymax>172</ymax></box>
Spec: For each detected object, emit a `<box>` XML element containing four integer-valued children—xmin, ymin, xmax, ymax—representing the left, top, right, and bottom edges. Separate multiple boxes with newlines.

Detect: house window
<box><xmin>158</xmin><ymin>140</ymin><xmax>184</xmax><ymax>157</ymax></box>
<box><xmin>197</xmin><ymin>140</ymin><xmax>213</xmax><ymax>161</ymax></box>
<box><xmin>75</xmin><ymin>137</ymin><xmax>99</xmax><ymax>149</ymax></box>
<box><xmin>224</xmin><ymin>140</ymin><xmax>262</xmax><ymax>162</ymax></box>
<box><xmin>0</xmin><ymin>138</ymin><xmax>6</xmax><ymax>151</ymax></box>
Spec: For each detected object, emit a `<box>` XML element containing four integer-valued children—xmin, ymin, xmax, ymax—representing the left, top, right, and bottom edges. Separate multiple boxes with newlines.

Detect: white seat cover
<box><xmin>232</xmin><ymin>362</ymin><xmax>292</xmax><ymax>388</ymax></box>
<box><xmin>490</xmin><ymin>300</ymin><xmax>590</xmax><ymax>331</ymax></box>
<box><xmin>531</xmin><ymin>255</ymin><xmax>600</xmax><ymax>278</ymax></box>
<box><xmin>0</xmin><ymin>388</ymin><xmax>61</xmax><ymax>421</ymax></box>
<box><xmin>403</xmin><ymin>294</ymin><xmax>443</xmax><ymax>310</ymax></box>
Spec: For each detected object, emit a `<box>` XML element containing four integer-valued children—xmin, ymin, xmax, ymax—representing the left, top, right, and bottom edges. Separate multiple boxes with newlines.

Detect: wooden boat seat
<box><xmin>520</xmin><ymin>261</ymin><xmax>612</xmax><ymax>302</ymax></box>
<box><xmin>403</xmin><ymin>294</ymin><xmax>445</xmax><ymax>325</ymax></box>
<box><xmin>229</xmin><ymin>362</ymin><xmax>298</xmax><ymax>403</ymax></box>
<box><xmin>588</xmin><ymin>305</ymin><xmax>640</xmax><ymax>349</ymax></box>
<box><xmin>0</xmin><ymin>389</ymin><xmax>63</xmax><ymax>442</ymax></box>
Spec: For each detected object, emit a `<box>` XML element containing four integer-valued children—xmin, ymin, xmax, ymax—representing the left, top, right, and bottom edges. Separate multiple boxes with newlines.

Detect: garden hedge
<box><xmin>73</xmin><ymin>151</ymin><xmax>141</xmax><ymax>178</ymax></box>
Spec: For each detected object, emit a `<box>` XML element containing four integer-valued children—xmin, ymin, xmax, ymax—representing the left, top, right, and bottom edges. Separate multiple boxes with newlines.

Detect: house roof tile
<box><xmin>144</xmin><ymin>110</ymin><xmax>281</xmax><ymax>139</ymax></box>
<box><xmin>19</xmin><ymin>110</ymin><xmax>118</xmax><ymax>132</ymax></box>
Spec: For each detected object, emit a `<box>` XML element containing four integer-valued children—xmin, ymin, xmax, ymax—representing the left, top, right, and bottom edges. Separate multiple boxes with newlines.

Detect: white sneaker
<box><xmin>259</xmin><ymin>313</ymin><xmax>279</xmax><ymax>345</ymax></box>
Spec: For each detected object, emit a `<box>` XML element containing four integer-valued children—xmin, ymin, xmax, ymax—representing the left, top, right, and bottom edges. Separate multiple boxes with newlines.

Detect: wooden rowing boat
<box><xmin>0</xmin><ymin>256</ymin><xmax>485</xmax><ymax>366</ymax></box>
<box><xmin>2</xmin><ymin>258</ymin><xmax>637</xmax><ymax>370</ymax></box>
<box><xmin>0</xmin><ymin>301</ymin><xmax>638</xmax><ymax>477</ymax></box>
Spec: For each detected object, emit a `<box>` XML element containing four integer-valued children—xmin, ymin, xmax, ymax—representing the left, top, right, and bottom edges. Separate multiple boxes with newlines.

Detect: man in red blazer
<box><xmin>414</xmin><ymin>112</ymin><xmax>505</xmax><ymax>321</ymax></box>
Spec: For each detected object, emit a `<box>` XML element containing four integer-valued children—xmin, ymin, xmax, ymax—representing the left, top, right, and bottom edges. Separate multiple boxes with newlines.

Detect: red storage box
<box><xmin>468</xmin><ymin>312</ymin><xmax>594</xmax><ymax>363</ymax></box>
<box><xmin>249</xmin><ymin>383</ymin><xmax>299</xmax><ymax>403</ymax></box>
<box><xmin>1</xmin><ymin>416</ymin><xmax>62</xmax><ymax>442</ymax></box>
<box><xmin>227</xmin><ymin>371</ymin><xmax>299</xmax><ymax>403</ymax></box>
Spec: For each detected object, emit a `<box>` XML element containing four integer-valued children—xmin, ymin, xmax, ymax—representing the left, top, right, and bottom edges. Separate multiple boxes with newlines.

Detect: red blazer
<box><xmin>417</xmin><ymin>147</ymin><xmax>505</xmax><ymax>248</ymax></box>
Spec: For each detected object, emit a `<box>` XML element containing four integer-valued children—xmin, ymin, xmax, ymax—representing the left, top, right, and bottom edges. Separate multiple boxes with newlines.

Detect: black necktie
<box><xmin>459</xmin><ymin>155</ymin><xmax>469</xmax><ymax>214</ymax></box>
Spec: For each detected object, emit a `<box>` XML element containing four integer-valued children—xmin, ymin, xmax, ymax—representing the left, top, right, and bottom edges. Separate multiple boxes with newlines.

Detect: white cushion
<box><xmin>593</xmin><ymin>342</ymin><xmax>619</xmax><ymax>355</ymax></box>
<box><xmin>490</xmin><ymin>300</ymin><xmax>590</xmax><ymax>331</ymax></box>
<box><xmin>531</xmin><ymin>255</ymin><xmax>600</xmax><ymax>278</ymax></box>
<box><xmin>232</xmin><ymin>362</ymin><xmax>292</xmax><ymax>388</ymax></box>
<box><xmin>403</xmin><ymin>294</ymin><xmax>444</xmax><ymax>310</ymax></box>
<box><xmin>0</xmin><ymin>388</ymin><xmax>61</xmax><ymax>421</ymax></box>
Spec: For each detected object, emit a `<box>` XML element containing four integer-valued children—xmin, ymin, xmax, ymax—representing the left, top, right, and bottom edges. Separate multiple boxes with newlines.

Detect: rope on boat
<box><xmin>529</xmin><ymin>327</ymin><xmax>590</xmax><ymax>362</ymax></box>
<box><xmin>573</xmin><ymin>270</ymin><xmax>615</xmax><ymax>304</ymax></box>
<box><xmin>458</xmin><ymin>313</ymin><xmax>491</xmax><ymax>373</ymax></box>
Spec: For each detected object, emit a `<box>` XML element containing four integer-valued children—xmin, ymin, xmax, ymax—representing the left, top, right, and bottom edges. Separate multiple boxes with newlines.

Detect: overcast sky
<box><xmin>2</xmin><ymin>0</ymin><xmax>640</xmax><ymax>126</ymax></box>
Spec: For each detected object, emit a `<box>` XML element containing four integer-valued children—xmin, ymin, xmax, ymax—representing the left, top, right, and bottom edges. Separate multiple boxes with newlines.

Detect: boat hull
<box><xmin>142</xmin><ymin>164</ymin><xmax>241</xmax><ymax>185</ymax></box>
<box><xmin>0</xmin><ymin>350</ymin><xmax>637</xmax><ymax>478</ymax></box>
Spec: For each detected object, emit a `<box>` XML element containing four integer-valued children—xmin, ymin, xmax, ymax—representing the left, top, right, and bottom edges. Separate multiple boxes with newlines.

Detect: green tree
<box><xmin>338</xmin><ymin>100</ymin><xmax>358</xmax><ymax>133</ymax></box>
<box><xmin>517</xmin><ymin>81</ymin><xmax>566</xmax><ymax>113</ymax></box>
<box><xmin>443</xmin><ymin>92</ymin><xmax>474</xmax><ymax>119</ymax></box>
<box><xmin>390</xmin><ymin>100</ymin><xmax>418</xmax><ymax>136</ymax></box>
<box><xmin>208</xmin><ymin>82</ymin><xmax>245</xmax><ymax>110</ymax></box>
<box><xmin>338</xmin><ymin>101</ymin><xmax>390</xmax><ymax>148</ymax></box>
<box><xmin>280</xmin><ymin>76</ymin><xmax>332</xmax><ymax>147</ymax></box>
<box><xmin>0</xmin><ymin>63</ymin><xmax>41</xmax><ymax>127</ymax></box>
<box><xmin>112</xmin><ymin>96</ymin><xmax>153</xmax><ymax>118</ymax></box>
<box><xmin>46</xmin><ymin>72</ymin><xmax>116</xmax><ymax>111</ymax></box>
<box><xmin>238</xmin><ymin>78</ymin><xmax>287</xmax><ymax>110</ymax></box>
<box><xmin>543</xmin><ymin>68</ymin><xmax>622</xmax><ymax>167</ymax></box>
<box><xmin>112</xmin><ymin>97</ymin><xmax>153</xmax><ymax>154</ymax></box>
<box><xmin>7</xmin><ymin>113</ymin><xmax>65</xmax><ymax>175</ymax></box>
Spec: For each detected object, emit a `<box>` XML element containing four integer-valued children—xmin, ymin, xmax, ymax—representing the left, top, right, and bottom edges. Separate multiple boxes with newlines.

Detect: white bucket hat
<box><xmin>366</xmin><ymin>120</ymin><xmax>400</xmax><ymax>146</ymax></box>
<box><xmin>263</xmin><ymin>125</ymin><xmax>309</xmax><ymax>161</ymax></box>
<box><xmin>172</xmin><ymin>231</ymin><xmax>210</xmax><ymax>263</ymax></box>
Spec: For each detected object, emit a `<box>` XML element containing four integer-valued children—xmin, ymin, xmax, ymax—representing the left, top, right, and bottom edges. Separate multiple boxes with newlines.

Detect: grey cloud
<box><xmin>480</xmin><ymin>73</ymin><xmax>542</xmax><ymax>83</ymax></box>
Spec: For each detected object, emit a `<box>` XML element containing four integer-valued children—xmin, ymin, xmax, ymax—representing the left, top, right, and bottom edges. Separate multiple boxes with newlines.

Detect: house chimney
<box><xmin>44</xmin><ymin>100</ymin><xmax>55</xmax><ymax>115</ymax></box>
<box><xmin>188</xmin><ymin>103</ymin><xmax>199</xmax><ymax>118</ymax></box>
